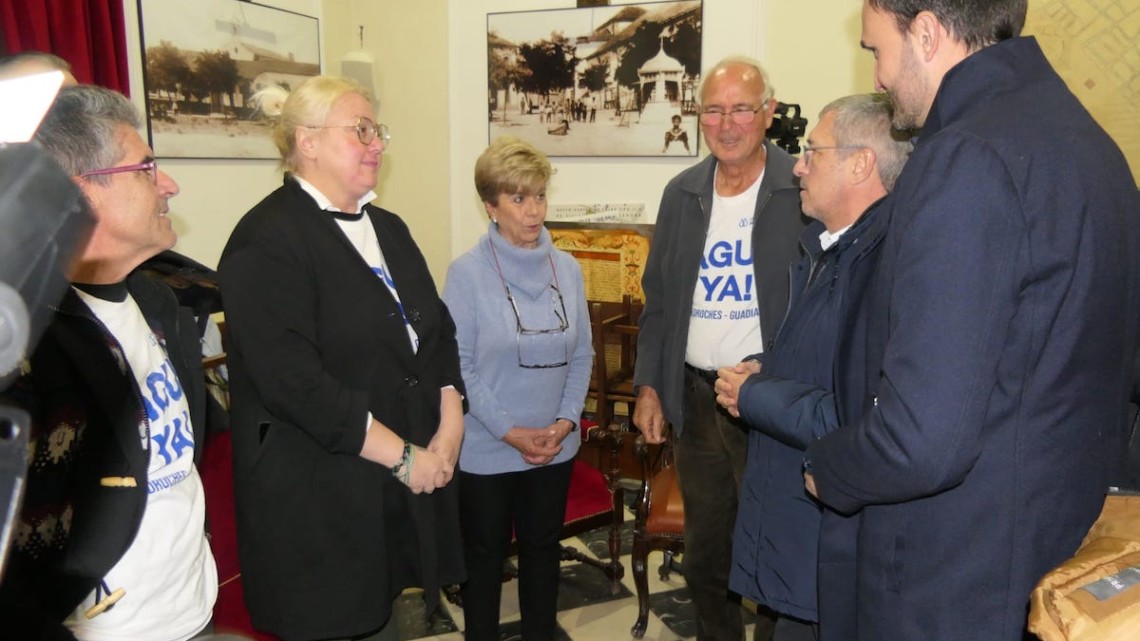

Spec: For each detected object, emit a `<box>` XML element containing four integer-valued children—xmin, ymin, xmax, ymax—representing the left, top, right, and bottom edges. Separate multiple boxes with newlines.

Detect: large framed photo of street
<box><xmin>488</xmin><ymin>1</ymin><xmax>702</xmax><ymax>158</ymax></box>
<box><xmin>137</xmin><ymin>0</ymin><xmax>321</xmax><ymax>159</ymax></box>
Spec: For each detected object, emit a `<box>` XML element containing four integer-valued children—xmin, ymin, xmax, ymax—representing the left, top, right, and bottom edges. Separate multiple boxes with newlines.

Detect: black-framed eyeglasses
<box><xmin>698</xmin><ymin>104</ymin><xmax>768</xmax><ymax>127</ymax></box>
<box><xmin>489</xmin><ymin>239</ymin><xmax>570</xmax><ymax>369</ymax></box>
<box><xmin>305</xmin><ymin>116</ymin><xmax>391</xmax><ymax>146</ymax></box>
<box><xmin>507</xmin><ymin>284</ymin><xmax>570</xmax><ymax>369</ymax></box>
<box><xmin>78</xmin><ymin>159</ymin><xmax>158</xmax><ymax>184</ymax></box>
<box><xmin>801</xmin><ymin>144</ymin><xmax>864</xmax><ymax>166</ymax></box>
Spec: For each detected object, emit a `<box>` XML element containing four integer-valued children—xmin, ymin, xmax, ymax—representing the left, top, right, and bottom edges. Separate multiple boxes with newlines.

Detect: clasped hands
<box><xmin>712</xmin><ymin>360</ymin><xmax>819</xmax><ymax>498</ymax></box>
<box><xmin>397</xmin><ymin>419</ymin><xmax>463</xmax><ymax>495</ymax></box>
<box><xmin>504</xmin><ymin>419</ymin><xmax>575</xmax><ymax>466</ymax></box>
<box><xmin>631</xmin><ymin>361</ymin><xmax>761</xmax><ymax>446</ymax></box>
<box><xmin>713</xmin><ymin>359</ymin><xmax>760</xmax><ymax>418</ymax></box>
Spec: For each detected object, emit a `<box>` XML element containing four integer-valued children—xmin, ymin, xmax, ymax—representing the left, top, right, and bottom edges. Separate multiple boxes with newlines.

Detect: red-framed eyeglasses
<box><xmin>78</xmin><ymin>159</ymin><xmax>158</xmax><ymax>184</ymax></box>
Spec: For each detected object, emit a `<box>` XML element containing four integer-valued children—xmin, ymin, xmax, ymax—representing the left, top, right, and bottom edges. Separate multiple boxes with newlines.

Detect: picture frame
<box><xmin>136</xmin><ymin>0</ymin><xmax>321</xmax><ymax>159</ymax></box>
<box><xmin>488</xmin><ymin>0</ymin><xmax>703</xmax><ymax>158</ymax></box>
<box><xmin>549</xmin><ymin>221</ymin><xmax>653</xmax><ymax>302</ymax></box>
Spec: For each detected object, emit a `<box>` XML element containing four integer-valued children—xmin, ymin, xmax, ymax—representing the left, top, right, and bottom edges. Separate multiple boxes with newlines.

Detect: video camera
<box><xmin>0</xmin><ymin>71</ymin><xmax>95</xmax><ymax>578</ymax></box>
<box><xmin>766</xmin><ymin>102</ymin><xmax>808</xmax><ymax>155</ymax></box>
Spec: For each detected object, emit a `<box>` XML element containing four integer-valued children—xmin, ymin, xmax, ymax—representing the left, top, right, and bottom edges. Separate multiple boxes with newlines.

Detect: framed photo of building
<box><xmin>488</xmin><ymin>0</ymin><xmax>703</xmax><ymax>158</ymax></box>
<box><xmin>136</xmin><ymin>0</ymin><xmax>321</xmax><ymax>159</ymax></box>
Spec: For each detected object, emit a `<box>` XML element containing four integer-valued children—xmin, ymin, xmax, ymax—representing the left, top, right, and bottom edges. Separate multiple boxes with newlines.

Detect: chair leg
<box><xmin>659</xmin><ymin>548</ymin><xmax>683</xmax><ymax>580</ymax></box>
<box><xmin>606</xmin><ymin>521</ymin><xmax>624</xmax><ymax>594</ymax></box>
<box><xmin>605</xmin><ymin>484</ymin><xmax>626</xmax><ymax>594</ymax></box>
<box><xmin>630</xmin><ymin>535</ymin><xmax>651</xmax><ymax>639</ymax></box>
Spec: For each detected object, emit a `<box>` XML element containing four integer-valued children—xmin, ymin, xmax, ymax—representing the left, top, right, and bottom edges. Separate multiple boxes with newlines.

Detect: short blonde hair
<box><xmin>252</xmin><ymin>75</ymin><xmax>374</xmax><ymax>172</ymax></box>
<box><xmin>474</xmin><ymin>136</ymin><xmax>553</xmax><ymax>204</ymax></box>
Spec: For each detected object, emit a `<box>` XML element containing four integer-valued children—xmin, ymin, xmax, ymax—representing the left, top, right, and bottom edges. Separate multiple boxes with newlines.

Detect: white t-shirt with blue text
<box><xmin>65</xmin><ymin>290</ymin><xmax>217</xmax><ymax>641</ymax></box>
<box><xmin>685</xmin><ymin>169</ymin><xmax>767</xmax><ymax>370</ymax></box>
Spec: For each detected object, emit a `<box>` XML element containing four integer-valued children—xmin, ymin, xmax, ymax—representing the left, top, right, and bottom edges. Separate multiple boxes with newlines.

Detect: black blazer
<box><xmin>219</xmin><ymin>177</ymin><xmax>466</xmax><ymax>640</ymax></box>
<box><xmin>0</xmin><ymin>273</ymin><xmax>207</xmax><ymax>640</ymax></box>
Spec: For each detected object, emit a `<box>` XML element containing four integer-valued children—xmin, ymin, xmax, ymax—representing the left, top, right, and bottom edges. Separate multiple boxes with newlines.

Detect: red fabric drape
<box><xmin>0</xmin><ymin>0</ymin><xmax>129</xmax><ymax>95</ymax></box>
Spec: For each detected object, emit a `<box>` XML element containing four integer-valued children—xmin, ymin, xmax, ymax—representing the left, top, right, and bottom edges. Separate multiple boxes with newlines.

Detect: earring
<box><xmin>492</xmin><ymin>217</ymin><xmax>498</xmax><ymax>224</ymax></box>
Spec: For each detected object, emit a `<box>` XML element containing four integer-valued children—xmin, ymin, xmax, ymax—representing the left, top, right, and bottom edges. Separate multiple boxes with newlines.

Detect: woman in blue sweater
<box><xmin>443</xmin><ymin>136</ymin><xmax>592</xmax><ymax>641</ymax></box>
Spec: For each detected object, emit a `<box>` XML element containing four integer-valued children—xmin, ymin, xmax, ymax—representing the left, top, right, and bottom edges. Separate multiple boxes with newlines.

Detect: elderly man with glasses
<box><xmin>715</xmin><ymin>94</ymin><xmax>913</xmax><ymax>641</ymax></box>
<box><xmin>633</xmin><ymin>56</ymin><xmax>806</xmax><ymax>641</ymax></box>
<box><xmin>0</xmin><ymin>85</ymin><xmax>218</xmax><ymax>641</ymax></box>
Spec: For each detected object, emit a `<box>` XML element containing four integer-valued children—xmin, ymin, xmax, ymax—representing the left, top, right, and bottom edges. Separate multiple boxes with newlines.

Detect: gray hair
<box><xmin>822</xmin><ymin>93</ymin><xmax>913</xmax><ymax>191</ymax></box>
<box><xmin>697</xmin><ymin>55</ymin><xmax>775</xmax><ymax>106</ymax></box>
<box><xmin>34</xmin><ymin>85</ymin><xmax>141</xmax><ymax>185</ymax></box>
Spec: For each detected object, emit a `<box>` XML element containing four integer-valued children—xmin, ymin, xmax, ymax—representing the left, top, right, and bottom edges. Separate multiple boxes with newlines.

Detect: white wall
<box><xmin>322</xmin><ymin>0</ymin><xmax>453</xmax><ymax>280</ymax></box>
<box><xmin>118</xmin><ymin>0</ymin><xmax>873</xmax><ymax>278</ymax></box>
<box><xmin>121</xmin><ymin>0</ymin><xmax>323</xmax><ymax>270</ymax></box>
<box><xmin>117</xmin><ymin>0</ymin><xmax>1133</xmax><ymax>281</ymax></box>
<box><xmin>445</xmin><ymin>0</ymin><xmax>872</xmax><ymax>265</ymax></box>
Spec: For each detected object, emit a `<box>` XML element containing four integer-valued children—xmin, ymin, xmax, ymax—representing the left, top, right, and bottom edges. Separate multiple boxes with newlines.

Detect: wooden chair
<box><xmin>630</xmin><ymin>433</ymin><xmax>685</xmax><ymax>639</ymax></box>
<box><xmin>515</xmin><ymin>421</ymin><xmax>626</xmax><ymax>588</ymax></box>
<box><xmin>588</xmin><ymin>295</ymin><xmax>640</xmax><ymax>432</ymax></box>
<box><xmin>442</xmin><ymin>423</ymin><xmax>627</xmax><ymax>605</ymax></box>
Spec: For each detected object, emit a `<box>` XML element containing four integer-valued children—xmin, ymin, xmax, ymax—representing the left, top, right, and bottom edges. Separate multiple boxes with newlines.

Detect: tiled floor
<box><xmin>392</xmin><ymin>498</ymin><xmax>776</xmax><ymax>641</ymax></box>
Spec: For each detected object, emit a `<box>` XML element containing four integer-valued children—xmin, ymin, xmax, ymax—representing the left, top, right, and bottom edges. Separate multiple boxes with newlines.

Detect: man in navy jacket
<box><xmin>717</xmin><ymin>93</ymin><xmax>912</xmax><ymax>641</ymax></box>
<box><xmin>804</xmin><ymin>1</ymin><xmax>1140</xmax><ymax>640</ymax></box>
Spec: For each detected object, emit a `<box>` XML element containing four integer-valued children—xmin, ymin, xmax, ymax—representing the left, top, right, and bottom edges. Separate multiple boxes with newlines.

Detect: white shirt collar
<box><xmin>292</xmin><ymin>174</ymin><xmax>378</xmax><ymax>214</ymax></box>
<box><xmin>818</xmin><ymin>224</ymin><xmax>852</xmax><ymax>251</ymax></box>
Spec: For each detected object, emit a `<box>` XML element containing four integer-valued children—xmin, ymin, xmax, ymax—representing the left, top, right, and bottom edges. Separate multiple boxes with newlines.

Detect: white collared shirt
<box><xmin>819</xmin><ymin>224</ymin><xmax>852</xmax><ymax>251</ymax></box>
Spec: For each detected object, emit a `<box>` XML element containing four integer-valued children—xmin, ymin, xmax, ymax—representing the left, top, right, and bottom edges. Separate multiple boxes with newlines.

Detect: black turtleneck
<box><xmin>74</xmin><ymin>281</ymin><xmax>128</xmax><ymax>302</ymax></box>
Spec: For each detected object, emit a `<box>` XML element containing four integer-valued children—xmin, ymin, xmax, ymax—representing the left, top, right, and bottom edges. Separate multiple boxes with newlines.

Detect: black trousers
<box><xmin>772</xmin><ymin>615</ymin><xmax>819</xmax><ymax>641</ymax></box>
<box><xmin>459</xmin><ymin>459</ymin><xmax>574</xmax><ymax>641</ymax></box>
<box><xmin>676</xmin><ymin>368</ymin><xmax>750</xmax><ymax>641</ymax></box>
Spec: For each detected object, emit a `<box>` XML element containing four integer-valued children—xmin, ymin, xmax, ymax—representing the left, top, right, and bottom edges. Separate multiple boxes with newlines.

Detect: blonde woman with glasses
<box><xmin>218</xmin><ymin>75</ymin><xmax>465</xmax><ymax>641</ymax></box>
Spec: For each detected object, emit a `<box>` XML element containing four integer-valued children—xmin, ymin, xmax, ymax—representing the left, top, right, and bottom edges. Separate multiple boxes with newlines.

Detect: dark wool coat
<box><xmin>0</xmin><ymin>274</ymin><xmax>207</xmax><ymax>641</ymax></box>
<box><xmin>807</xmin><ymin>37</ymin><xmax>1140</xmax><ymax>641</ymax></box>
<box><xmin>218</xmin><ymin>177</ymin><xmax>467</xmax><ymax>641</ymax></box>
<box><xmin>730</xmin><ymin>199</ymin><xmax>888</xmax><ymax>627</ymax></box>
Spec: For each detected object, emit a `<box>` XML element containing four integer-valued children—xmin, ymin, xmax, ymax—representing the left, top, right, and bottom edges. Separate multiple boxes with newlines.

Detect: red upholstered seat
<box><xmin>564</xmin><ymin>418</ymin><xmax>614</xmax><ymax>527</ymax></box>
<box><xmin>564</xmin><ymin>457</ymin><xmax>614</xmax><ymax>527</ymax></box>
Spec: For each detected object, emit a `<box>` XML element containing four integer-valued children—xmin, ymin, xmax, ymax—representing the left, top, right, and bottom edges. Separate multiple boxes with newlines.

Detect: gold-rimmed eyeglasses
<box><xmin>78</xmin><ymin>159</ymin><xmax>158</xmax><ymax>184</ymax></box>
<box><xmin>305</xmin><ymin>117</ymin><xmax>391</xmax><ymax>146</ymax></box>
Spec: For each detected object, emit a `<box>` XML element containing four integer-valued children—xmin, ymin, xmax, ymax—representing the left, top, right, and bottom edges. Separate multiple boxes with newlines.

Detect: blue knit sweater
<box><xmin>443</xmin><ymin>223</ymin><xmax>592</xmax><ymax>474</ymax></box>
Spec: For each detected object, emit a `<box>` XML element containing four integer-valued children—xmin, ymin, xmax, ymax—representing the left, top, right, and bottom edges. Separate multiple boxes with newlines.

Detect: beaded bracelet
<box><xmin>391</xmin><ymin>441</ymin><xmax>415</xmax><ymax>484</ymax></box>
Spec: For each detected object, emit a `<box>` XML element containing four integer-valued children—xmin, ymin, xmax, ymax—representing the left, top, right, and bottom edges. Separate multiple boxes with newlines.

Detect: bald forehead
<box><xmin>702</xmin><ymin>64</ymin><xmax>765</xmax><ymax>102</ymax></box>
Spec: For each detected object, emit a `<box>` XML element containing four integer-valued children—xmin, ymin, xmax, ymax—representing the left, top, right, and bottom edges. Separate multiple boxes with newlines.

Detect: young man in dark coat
<box><xmin>803</xmin><ymin>1</ymin><xmax>1140</xmax><ymax>639</ymax></box>
<box><xmin>716</xmin><ymin>93</ymin><xmax>912</xmax><ymax>641</ymax></box>
<box><xmin>0</xmin><ymin>85</ymin><xmax>216</xmax><ymax>640</ymax></box>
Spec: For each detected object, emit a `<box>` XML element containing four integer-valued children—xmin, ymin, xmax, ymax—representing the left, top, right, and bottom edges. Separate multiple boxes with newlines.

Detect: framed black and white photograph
<box><xmin>137</xmin><ymin>0</ymin><xmax>320</xmax><ymax>159</ymax></box>
<box><xmin>488</xmin><ymin>0</ymin><xmax>703</xmax><ymax>158</ymax></box>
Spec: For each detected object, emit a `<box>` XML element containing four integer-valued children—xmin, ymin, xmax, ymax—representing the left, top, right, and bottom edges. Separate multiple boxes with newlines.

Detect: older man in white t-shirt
<box><xmin>634</xmin><ymin>56</ymin><xmax>806</xmax><ymax>641</ymax></box>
